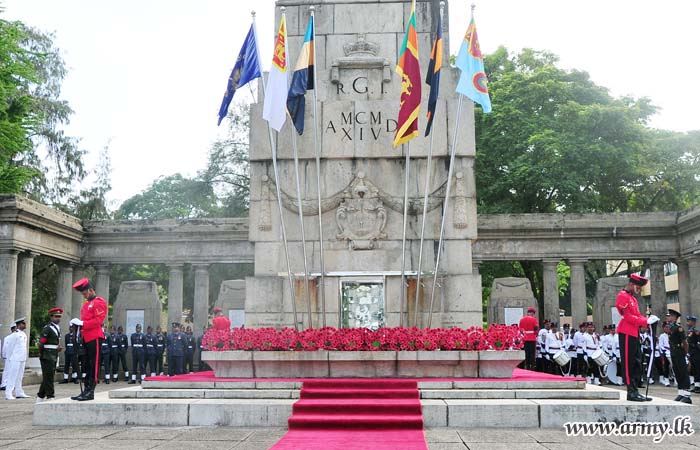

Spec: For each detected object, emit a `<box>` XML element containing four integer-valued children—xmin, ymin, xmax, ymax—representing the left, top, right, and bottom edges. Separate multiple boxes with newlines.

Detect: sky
<box><xmin>3</xmin><ymin>0</ymin><xmax>699</xmax><ymax>207</ymax></box>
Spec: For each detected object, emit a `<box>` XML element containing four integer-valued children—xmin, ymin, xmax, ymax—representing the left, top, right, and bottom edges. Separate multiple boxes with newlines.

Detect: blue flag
<box><xmin>286</xmin><ymin>16</ymin><xmax>315</xmax><ymax>135</ymax></box>
<box><xmin>455</xmin><ymin>15</ymin><xmax>491</xmax><ymax>113</ymax></box>
<box><xmin>217</xmin><ymin>23</ymin><xmax>262</xmax><ymax>125</ymax></box>
<box><xmin>424</xmin><ymin>12</ymin><xmax>442</xmax><ymax>136</ymax></box>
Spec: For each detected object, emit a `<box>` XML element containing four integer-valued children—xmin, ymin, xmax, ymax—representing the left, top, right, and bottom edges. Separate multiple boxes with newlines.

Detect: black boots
<box><xmin>71</xmin><ymin>380</ymin><xmax>95</xmax><ymax>401</ymax></box>
<box><xmin>626</xmin><ymin>385</ymin><xmax>650</xmax><ymax>402</ymax></box>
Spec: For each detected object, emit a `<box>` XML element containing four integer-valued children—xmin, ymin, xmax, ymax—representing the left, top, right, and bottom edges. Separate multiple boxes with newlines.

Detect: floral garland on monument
<box><xmin>203</xmin><ymin>325</ymin><xmax>523</xmax><ymax>352</ymax></box>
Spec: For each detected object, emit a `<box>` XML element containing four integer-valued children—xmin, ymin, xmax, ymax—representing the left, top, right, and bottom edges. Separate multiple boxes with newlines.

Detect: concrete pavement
<box><xmin>1</xmin><ymin>379</ymin><xmax>698</xmax><ymax>449</ymax></box>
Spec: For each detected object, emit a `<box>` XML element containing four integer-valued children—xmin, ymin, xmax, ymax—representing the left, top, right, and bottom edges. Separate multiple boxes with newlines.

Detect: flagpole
<box><xmin>256</xmin><ymin>9</ymin><xmax>300</xmax><ymax>331</ymax></box>
<box><xmin>309</xmin><ymin>6</ymin><xmax>327</xmax><ymax>328</ymax></box>
<box><xmin>399</xmin><ymin>142</ymin><xmax>411</xmax><ymax>328</ymax></box>
<box><xmin>289</xmin><ymin>130</ymin><xmax>313</xmax><ymax>329</ymax></box>
<box><xmin>428</xmin><ymin>95</ymin><xmax>463</xmax><ymax>328</ymax></box>
<box><xmin>414</xmin><ymin>130</ymin><xmax>434</xmax><ymax>327</ymax></box>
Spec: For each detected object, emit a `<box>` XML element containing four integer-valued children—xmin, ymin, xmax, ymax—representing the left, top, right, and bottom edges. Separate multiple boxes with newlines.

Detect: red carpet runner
<box><xmin>269</xmin><ymin>379</ymin><xmax>428</xmax><ymax>450</ymax></box>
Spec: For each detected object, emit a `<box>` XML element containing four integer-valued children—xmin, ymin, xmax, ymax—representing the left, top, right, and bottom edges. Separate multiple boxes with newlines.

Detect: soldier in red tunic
<box><xmin>616</xmin><ymin>274</ymin><xmax>659</xmax><ymax>402</ymax></box>
<box><xmin>70</xmin><ymin>278</ymin><xmax>108</xmax><ymax>401</ymax></box>
<box><xmin>519</xmin><ymin>307</ymin><xmax>539</xmax><ymax>371</ymax></box>
<box><xmin>211</xmin><ymin>306</ymin><xmax>231</xmax><ymax>331</ymax></box>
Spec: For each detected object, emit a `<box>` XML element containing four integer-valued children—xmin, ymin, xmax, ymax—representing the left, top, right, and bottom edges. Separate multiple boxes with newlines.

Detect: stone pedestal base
<box><xmin>202</xmin><ymin>350</ymin><xmax>523</xmax><ymax>379</ymax></box>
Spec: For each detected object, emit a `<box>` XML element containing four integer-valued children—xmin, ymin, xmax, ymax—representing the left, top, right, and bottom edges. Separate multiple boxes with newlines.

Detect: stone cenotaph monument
<box><xmin>245</xmin><ymin>0</ymin><xmax>481</xmax><ymax>329</ymax></box>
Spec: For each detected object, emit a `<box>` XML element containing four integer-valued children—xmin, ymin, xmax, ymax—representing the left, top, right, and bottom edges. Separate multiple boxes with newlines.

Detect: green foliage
<box><xmin>474</xmin><ymin>47</ymin><xmax>700</xmax><ymax>314</ymax></box>
<box><xmin>116</xmin><ymin>104</ymin><xmax>251</xmax><ymax>220</ymax></box>
<box><xmin>116</xmin><ymin>173</ymin><xmax>220</xmax><ymax>220</ymax></box>
<box><xmin>0</xmin><ymin>13</ymin><xmax>86</xmax><ymax>201</ymax></box>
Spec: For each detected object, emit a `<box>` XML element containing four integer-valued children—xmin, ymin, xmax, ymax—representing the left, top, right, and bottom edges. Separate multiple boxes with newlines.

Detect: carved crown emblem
<box><xmin>343</xmin><ymin>34</ymin><xmax>379</xmax><ymax>57</ymax></box>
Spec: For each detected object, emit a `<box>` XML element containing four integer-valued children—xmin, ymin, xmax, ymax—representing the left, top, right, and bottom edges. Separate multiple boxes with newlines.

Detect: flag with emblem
<box><xmin>455</xmin><ymin>12</ymin><xmax>491</xmax><ymax>113</ymax></box>
<box><xmin>393</xmin><ymin>0</ymin><xmax>421</xmax><ymax>147</ymax></box>
<box><xmin>424</xmin><ymin>10</ymin><xmax>442</xmax><ymax>136</ymax></box>
<box><xmin>263</xmin><ymin>15</ymin><xmax>289</xmax><ymax>131</ymax></box>
<box><xmin>217</xmin><ymin>23</ymin><xmax>262</xmax><ymax>126</ymax></box>
<box><xmin>286</xmin><ymin>16</ymin><xmax>314</xmax><ymax>135</ymax></box>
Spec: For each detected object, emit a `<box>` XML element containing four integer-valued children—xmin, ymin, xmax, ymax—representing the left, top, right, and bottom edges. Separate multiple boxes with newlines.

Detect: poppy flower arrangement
<box><xmin>202</xmin><ymin>324</ymin><xmax>523</xmax><ymax>352</ymax></box>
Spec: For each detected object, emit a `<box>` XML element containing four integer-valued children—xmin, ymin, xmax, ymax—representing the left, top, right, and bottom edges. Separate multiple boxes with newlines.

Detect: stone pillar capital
<box><xmin>21</xmin><ymin>251</ymin><xmax>40</xmax><ymax>259</ymax></box>
<box><xmin>192</xmin><ymin>263</ymin><xmax>210</xmax><ymax>272</ymax></box>
<box><xmin>0</xmin><ymin>249</ymin><xmax>20</xmax><ymax>256</ymax></box>
<box><xmin>167</xmin><ymin>263</ymin><xmax>185</xmax><ymax>270</ymax></box>
<box><xmin>93</xmin><ymin>263</ymin><xmax>111</xmax><ymax>273</ymax></box>
<box><xmin>568</xmin><ymin>258</ymin><xmax>588</xmax><ymax>266</ymax></box>
<box><xmin>542</xmin><ymin>259</ymin><xmax>561</xmax><ymax>267</ymax></box>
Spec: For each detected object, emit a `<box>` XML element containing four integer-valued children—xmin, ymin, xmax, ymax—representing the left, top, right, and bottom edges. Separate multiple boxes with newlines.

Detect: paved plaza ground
<box><xmin>1</xmin><ymin>379</ymin><xmax>699</xmax><ymax>449</ymax></box>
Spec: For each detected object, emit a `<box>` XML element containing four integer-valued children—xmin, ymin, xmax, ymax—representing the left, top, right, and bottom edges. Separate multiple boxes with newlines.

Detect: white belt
<box><xmin>524</xmin><ymin>331</ymin><xmax>535</xmax><ymax>334</ymax></box>
<box><xmin>44</xmin><ymin>344</ymin><xmax>59</xmax><ymax>349</ymax></box>
<box><xmin>146</xmin><ymin>344</ymin><xmax>154</xmax><ymax>347</ymax></box>
<box><xmin>111</xmin><ymin>345</ymin><xmax>118</xmax><ymax>348</ymax></box>
<box><xmin>66</xmin><ymin>344</ymin><xmax>74</xmax><ymax>347</ymax></box>
<box><xmin>133</xmin><ymin>344</ymin><xmax>143</xmax><ymax>347</ymax></box>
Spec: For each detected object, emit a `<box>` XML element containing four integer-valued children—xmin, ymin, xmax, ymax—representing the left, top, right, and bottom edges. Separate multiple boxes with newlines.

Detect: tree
<box><xmin>0</xmin><ymin>12</ymin><xmax>86</xmax><ymax>202</ymax></box>
<box><xmin>116</xmin><ymin>173</ymin><xmax>221</xmax><ymax>220</ymax></box>
<box><xmin>201</xmin><ymin>103</ymin><xmax>250</xmax><ymax>216</ymax></box>
<box><xmin>473</xmin><ymin>47</ymin><xmax>699</xmax><ymax>313</ymax></box>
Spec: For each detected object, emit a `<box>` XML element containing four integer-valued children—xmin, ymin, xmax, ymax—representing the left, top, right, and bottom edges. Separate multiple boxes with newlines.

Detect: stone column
<box><xmin>542</xmin><ymin>259</ymin><xmax>560</xmax><ymax>322</ymax></box>
<box><xmin>688</xmin><ymin>257</ymin><xmax>700</xmax><ymax>318</ymax></box>
<box><xmin>71</xmin><ymin>265</ymin><xmax>87</xmax><ymax>321</ymax></box>
<box><xmin>15</xmin><ymin>253</ymin><xmax>38</xmax><ymax>348</ymax></box>
<box><xmin>569</xmin><ymin>259</ymin><xmax>588</xmax><ymax>326</ymax></box>
<box><xmin>56</xmin><ymin>264</ymin><xmax>74</xmax><ymax>340</ymax></box>
<box><xmin>167</xmin><ymin>264</ymin><xmax>184</xmax><ymax>328</ymax></box>
<box><xmin>193</xmin><ymin>264</ymin><xmax>210</xmax><ymax>338</ymax></box>
<box><xmin>677</xmin><ymin>259</ymin><xmax>692</xmax><ymax>317</ymax></box>
<box><xmin>472</xmin><ymin>260</ymin><xmax>481</xmax><ymax>276</ymax></box>
<box><xmin>648</xmin><ymin>260</ymin><xmax>666</xmax><ymax>319</ymax></box>
<box><xmin>94</xmin><ymin>264</ymin><xmax>111</xmax><ymax>305</ymax></box>
<box><xmin>0</xmin><ymin>250</ymin><xmax>19</xmax><ymax>332</ymax></box>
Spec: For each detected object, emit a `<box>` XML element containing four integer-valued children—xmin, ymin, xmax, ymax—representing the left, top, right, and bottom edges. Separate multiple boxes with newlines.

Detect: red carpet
<box><xmin>145</xmin><ymin>368</ymin><xmax>582</xmax><ymax>383</ymax></box>
<box><xmin>269</xmin><ymin>379</ymin><xmax>428</xmax><ymax>450</ymax></box>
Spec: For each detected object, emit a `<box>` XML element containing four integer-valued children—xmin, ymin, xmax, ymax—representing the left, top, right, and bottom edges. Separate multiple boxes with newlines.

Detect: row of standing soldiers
<box><xmin>60</xmin><ymin>322</ymin><xmax>204</xmax><ymax>384</ymax></box>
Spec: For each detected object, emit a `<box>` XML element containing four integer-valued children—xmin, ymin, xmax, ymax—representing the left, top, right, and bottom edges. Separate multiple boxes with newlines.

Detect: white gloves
<box><xmin>544</xmin><ymin>354</ymin><xmax>550</xmax><ymax>360</ymax></box>
<box><xmin>647</xmin><ymin>315</ymin><xmax>660</xmax><ymax>325</ymax></box>
<box><xmin>70</xmin><ymin>318</ymin><xmax>83</xmax><ymax>326</ymax></box>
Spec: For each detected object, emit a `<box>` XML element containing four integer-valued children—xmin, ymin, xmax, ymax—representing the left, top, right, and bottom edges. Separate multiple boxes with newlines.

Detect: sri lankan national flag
<box><xmin>424</xmin><ymin>11</ymin><xmax>442</xmax><ymax>136</ymax></box>
<box><xmin>393</xmin><ymin>0</ymin><xmax>421</xmax><ymax>147</ymax></box>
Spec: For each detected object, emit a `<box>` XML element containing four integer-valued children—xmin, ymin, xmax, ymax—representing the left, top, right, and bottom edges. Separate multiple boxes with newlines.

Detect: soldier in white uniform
<box><xmin>657</xmin><ymin>322</ymin><xmax>672</xmax><ymax>386</ymax></box>
<box><xmin>545</xmin><ymin>322</ymin><xmax>566</xmax><ymax>375</ymax></box>
<box><xmin>583</xmin><ymin>322</ymin><xmax>602</xmax><ymax>385</ymax></box>
<box><xmin>602</xmin><ymin>324</ymin><xmax>622</xmax><ymax>385</ymax></box>
<box><xmin>537</xmin><ymin>321</ymin><xmax>551</xmax><ymax>372</ymax></box>
<box><xmin>573</xmin><ymin>322</ymin><xmax>586</xmax><ymax>377</ymax></box>
<box><xmin>1</xmin><ymin>324</ymin><xmax>17</xmax><ymax>391</ymax></box>
<box><xmin>4</xmin><ymin>318</ymin><xmax>30</xmax><ymax>400</ymax></box>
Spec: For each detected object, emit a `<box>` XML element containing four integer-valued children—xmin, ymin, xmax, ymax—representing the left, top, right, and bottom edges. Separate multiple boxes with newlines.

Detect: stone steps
<box><xmin>33</xmin><ymin>391</ymin><xmax>698</xmax><ymax>428</ymax></box>
<box><xmin>109</xmin><ymin>385</ymin><xmax>617</xmax><ymax>400</ymax></box>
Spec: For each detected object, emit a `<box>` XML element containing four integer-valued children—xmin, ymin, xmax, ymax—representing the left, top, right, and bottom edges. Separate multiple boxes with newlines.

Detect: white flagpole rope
<box><xmin>400</xmin><ymin>142</ymin><xmax>412</xmax><ymax>327</ymax></box>
<box><xmin>309</xmin><ymin>6</ymin><xmax>327</xmax><ymax>328</ymax></box>
<box><xmin>428</xmin><ymin>95</ymin><xmax>464</xmax><ymax>328</ymax></box>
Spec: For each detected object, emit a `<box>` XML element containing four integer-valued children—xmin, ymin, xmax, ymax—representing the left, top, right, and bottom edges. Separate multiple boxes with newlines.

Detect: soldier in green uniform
<box><xmin>666</xmin><ymin>309</ymin><xmax>692</xmax><ymax>404</ymax></box>
<box><xmin>36</xmin><ymin>307</ymin><xmax>64</xmax><ymax>402</ymax></box>
<box><xmin>686</xmin><ymin>315</ymin><xmax>700</xmax><ymax>392</ymax></box>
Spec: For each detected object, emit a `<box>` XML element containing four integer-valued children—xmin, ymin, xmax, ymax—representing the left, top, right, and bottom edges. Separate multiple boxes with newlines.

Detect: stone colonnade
<box><xmin>477</xmin><ymin>256</ymin><xmax>700</xmax><ymax>324</ymax></box>
<box><xmin>0</xmin><ymin>256</ymin><xmax>213</xmax><ymax>344</ymax></box>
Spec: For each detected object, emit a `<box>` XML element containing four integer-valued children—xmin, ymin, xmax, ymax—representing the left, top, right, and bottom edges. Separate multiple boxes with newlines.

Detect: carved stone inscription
<box><xmin>325</xmin><ymin>106</ymin><xmax>397</xmax><ymax>142</ymax></box>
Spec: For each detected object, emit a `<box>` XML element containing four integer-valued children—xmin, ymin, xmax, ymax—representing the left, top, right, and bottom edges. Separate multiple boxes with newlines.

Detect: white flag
<box><xmin>262</xmin><ymin>15</ymin><xmax>288</xmax><ymax>131</ymax></box>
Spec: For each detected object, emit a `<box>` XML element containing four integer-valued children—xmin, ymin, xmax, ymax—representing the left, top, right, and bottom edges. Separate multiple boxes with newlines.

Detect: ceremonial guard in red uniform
<box><xmin>616</xmin><ymin>274</ymin><xmax>658</xmax><ymax>402</ymax></box>
<box><xmin>519</xmin><ymin>307</ymin><xmax>538</xmax><ymax>371</ymax></box>
<box><xmin>212</xmin><ymin>306</ymin><xmax>231</xmax><ymax>331</ymax></box>
<box><xmin>70</xmin><ymin>278</ymin><xmax>107</xmax><ymax>401</ymax></box>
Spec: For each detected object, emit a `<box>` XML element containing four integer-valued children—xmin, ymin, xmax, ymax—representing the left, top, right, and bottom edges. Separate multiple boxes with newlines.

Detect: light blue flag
<box><xmin>455</xmin><ymin>16</ymin><xmax>491</xmax><ymax>113</ymax></box>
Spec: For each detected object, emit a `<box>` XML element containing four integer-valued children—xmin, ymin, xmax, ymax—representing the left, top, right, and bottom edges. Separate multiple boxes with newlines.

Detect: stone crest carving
<box><xmin>331</xmin><ymin>34</ymin><xmax>391</xmax><ymax>85</ymax></box>
<box><xmin>335</xmin><ymin>172</ymin><xmax>387</xmax><ymax>250</ymax></box>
